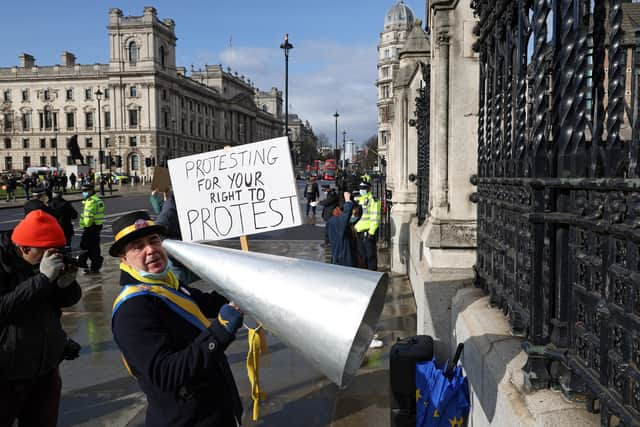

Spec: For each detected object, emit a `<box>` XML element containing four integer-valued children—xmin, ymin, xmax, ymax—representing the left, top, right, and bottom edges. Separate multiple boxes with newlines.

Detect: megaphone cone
<box><xmin>162</xmin><ymin>239</ymin><xmax>388</xmax><ymax>388</ymax></box>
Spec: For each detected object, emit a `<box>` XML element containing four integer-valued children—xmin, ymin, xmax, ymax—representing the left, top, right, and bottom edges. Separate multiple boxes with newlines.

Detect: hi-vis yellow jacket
<box><xmin>80</xmin><ymin>194</ymin><xmax>104</xmax><ymax>228</ymax></box>
<box><xmin>354</xmin><ymin>192</ymin><xmax>381</xmax><ymax>235</ymax></box>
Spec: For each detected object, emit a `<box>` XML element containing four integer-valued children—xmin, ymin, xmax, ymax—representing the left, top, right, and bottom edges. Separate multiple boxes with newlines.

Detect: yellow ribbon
<box><xmin>247</xmin><ymin>326</ymin><xmax>268</xmax><ymax>421</ymax></box>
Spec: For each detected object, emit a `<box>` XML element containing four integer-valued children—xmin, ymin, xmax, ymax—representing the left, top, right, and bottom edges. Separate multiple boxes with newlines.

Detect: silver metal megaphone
<box><xmin>162</xmin><ymin>239</ymin><xmax>388</xmax><ymax>388</ymax></box>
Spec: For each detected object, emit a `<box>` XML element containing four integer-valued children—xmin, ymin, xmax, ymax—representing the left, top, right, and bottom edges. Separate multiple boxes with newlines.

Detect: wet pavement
<box><xmin>56</xmin><ymin>211</ymin><xmax>416</xmax><ymax>427</ymax></box>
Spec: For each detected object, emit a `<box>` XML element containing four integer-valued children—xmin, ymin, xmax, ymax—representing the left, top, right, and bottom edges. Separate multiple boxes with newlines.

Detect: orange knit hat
<box><xmin>12</xmin><ymin>210</ymin><xmax>66</xmax><ymax>248</ymax></box>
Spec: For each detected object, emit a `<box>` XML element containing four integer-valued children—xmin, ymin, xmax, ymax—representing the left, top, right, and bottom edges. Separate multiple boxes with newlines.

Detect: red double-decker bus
<box><xmin>323</xmin><ymin>159</ymin><xmax>337</xmax><ymax>180</ymax></box>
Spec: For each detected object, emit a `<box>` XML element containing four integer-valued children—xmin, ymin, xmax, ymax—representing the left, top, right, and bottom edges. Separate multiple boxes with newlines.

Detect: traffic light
<box><xmin>116</xmin><ymin>156</ymin><xmax>123</xmax><ymax>168</ymax></box>
<box><xmin>98</xmin><ymin>150</ymin><xmax>105</xmax><ymax>164</ymax></box>
<box><xmin>105</xmin><ymin>155</ymin><xmax>112</xmax><ymax>169</ymax></box>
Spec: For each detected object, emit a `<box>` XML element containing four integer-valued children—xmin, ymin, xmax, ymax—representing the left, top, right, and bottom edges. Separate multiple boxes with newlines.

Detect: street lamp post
<box><xmin>53</xmin><ymin>126</ymin><xmax>58</xmax><ymax>169</ymax></box>
<box><xmin>280</xmin><ymin>34</ymin><xmax>293</xmax><ymax>158</ymax></box>
<box><xmin>342</xmin><ymin>130</ymin><xmax>347</xmax><ymax>170</ymax></box>
<box><xmin>171</xmin><ymin>119</ymin><xmax>178</xmax><ymax>159</ymax></box>
<box><xmin>95</xmin><ymin>88</ymin><xmax>104</xmax><ymax>196</ymax></box>
<box><xmin>333</xmin><ymin>111</ymin><xmax>339</xmax><ymax>161</ymax></box>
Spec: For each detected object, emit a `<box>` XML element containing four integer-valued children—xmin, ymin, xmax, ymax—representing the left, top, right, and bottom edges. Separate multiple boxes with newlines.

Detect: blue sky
<box><xmin>0</xmin><ymin>0</ymin><xmax>426</xmax><ymax>145</ymax></box>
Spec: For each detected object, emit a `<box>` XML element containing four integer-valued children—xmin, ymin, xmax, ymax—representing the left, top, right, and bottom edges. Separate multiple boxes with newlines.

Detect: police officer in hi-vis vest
<box><xmin>78</xmin><ymin>183</ymin><xmax>104</xmax><ymax>274</ymax></box>
<box><xmin>354</xmin><ymin>179</ymin><xmax>381</xmax><ymax>270</ymax></box>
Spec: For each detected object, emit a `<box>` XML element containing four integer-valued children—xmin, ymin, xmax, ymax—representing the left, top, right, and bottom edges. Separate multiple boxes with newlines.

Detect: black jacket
<box><xmin>320</xmin><ymin>189</ymin><xmax>339</xmax><ymax>221</ymax></box>
<box><xmin>49</xmin><ymin>196</ymin><xmax>78</xmax><ymax>239</ymax></box>
<box><xmin>0</xmin><ymin>231</ymin><xmax>82</xmax><ymax>381</ymax></box>
<box><xmin>111</xmin><ymin>271</ymin><xmax>242</xmax><ymax>427</ymax></box>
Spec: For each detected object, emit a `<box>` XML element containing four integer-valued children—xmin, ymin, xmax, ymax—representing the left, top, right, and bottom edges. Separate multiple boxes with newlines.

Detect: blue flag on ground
<box><xmin>416</xmin><ymin>358</ymin><xmax>470</xmax><ymax>427</ymax></box>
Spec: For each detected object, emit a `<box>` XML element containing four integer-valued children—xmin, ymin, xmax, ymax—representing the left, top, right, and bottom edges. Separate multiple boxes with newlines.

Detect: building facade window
<box><xmin>40</xmin><ymin>138</ymin><xmax>46</xmax><ymax>148</ymax></box>
<box><xmin>128</xmin><ymin>42</ymin><xmax>138</xmax><ymax>64</ymax></box>
<box><xmin>104</xmin><ymin>88</ymin><xmax>110</xmax><ymax>99</ymax></box>
<box><xmin>131</xmin><ymin>154</ymin><xmax>139</xmax><ymax>170</ymax></box>
<box><xmin>43</xmin><ymin>90</ymin><xmax>50</xmax><ymax>101</ymax></box>
<box><xmin>129</xmin><ymin>136</ymin><xmax>137</xmax><ymax>147</ymax></box>
<box><xmin>21</xmin><ymin>90</ymin><xmax>28</xmax><ymax>101</ymax></box>
<box><xmin>50</xmin><ymin>156</ymin><xmax>57</xmax><ymax>167</ymax></box>
<box><xmin>3</xmin><ymin>90</ymin><xmax>11</xmax><ymax>102</ymax></box>
<box><xmin>85</xmin><ymin>112</ymin><xmax>94</xmax><ymax>128</ymax></box>
<box><xmin>85</xmin><ymin>88</ymin><xmax>92</xmax><ymax>100</ymax></box>
<box><xmin>104</xmin><ymin>111</ymin><xmax>111</xmax><ymax>129</ymax></box>
<box><xmin>85</xmin><ymin>137</ymin><xmax>93</xmax><ymax>148</ymax></box>
<box><xmin>4</xmin><ymin>138</ymin><xmax>11</xmax><ymax>149</ymax></box>
<box><xmin>129</xmin><ymin>109</ymin><xmax>138</xmax><ymax>127</ymax></box>
<box><xmin>51</xmin><ymin>138</ymin><xmax>57</xmax><ymax>148</ymax></box>
<box><xmin>21</xmin><ymin>113</ymin><xmax>31</xmax><ymax>130</ymax></box>
<box><xmin>382</xmin><ymin>66</ymin><xmax>389</xmax><ymax>78</ymax></box>
<box><xmin>44</xmin><ymin>110</ymin><xmax>53</xmax><ymax>129</ymax></box>
<box><xmin>163</xmin><ymin>111</ymin><xmax>169</xmax><ymax>128</ymax></box>
<box><xmin>86</xmin><ymin>155</ymin><xmax>94</xmax><ymax>168</ymax></box>
<box><xmin>130</xmin><ymin>86</ymin><xmax>137</xmax><ymax>97</ymax></box>
<box><xmin>66</xmin><ymin>89</ymin><xmax>73</xmax><ymax>100</ymax></box>
<box><xmin>39</xmin><ymin>156</ymin><xmax>46</xmax><ymax>166</ymax></box>
<box><xmin>3</xmin><ymin>113</ymin><xmax>13</xmax><ymax>130</ymax></box>
<box><xmin>22</xmin><ymin>139</ymin><xmax>29</xmax><ymax>149</ymax></box>
<box><xmin>160</xmin><ymin>45</ymin><xmax>166</xmax><ymax>68</ymax></box>
<box><xmin>5</xmin><ymin>156</ymin><xmax>12</xmax><ymax>170</ymax></box>
<box><xmin>66</xmin><ymin>112</ymin><xmax>74</xmax><ymax>129</ymax></box>
<box><xmin>23</xmin><ymin>156</ymin><xmax>31</xmax><ymax>169</ymax></box>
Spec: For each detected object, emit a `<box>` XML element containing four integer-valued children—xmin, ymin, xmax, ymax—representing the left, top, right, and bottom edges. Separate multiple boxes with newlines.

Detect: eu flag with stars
<box><xmin>416</xmin><ymin>358</ymin><xmax>470</xmax><ymax>426</ymax></box>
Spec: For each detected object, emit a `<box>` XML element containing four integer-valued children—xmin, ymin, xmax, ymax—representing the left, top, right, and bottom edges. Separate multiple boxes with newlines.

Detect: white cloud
<box><xmin>187</xmin><ymin>40</ymin><xmax>378</xmax><ymax>145</ymax></box>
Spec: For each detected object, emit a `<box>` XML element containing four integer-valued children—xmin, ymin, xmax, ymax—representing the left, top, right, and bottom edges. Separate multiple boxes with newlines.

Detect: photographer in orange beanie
<box><xmin>0</xmin><ymin>210</ymin><xmax>82</xmax><ymax>427</ymax></box>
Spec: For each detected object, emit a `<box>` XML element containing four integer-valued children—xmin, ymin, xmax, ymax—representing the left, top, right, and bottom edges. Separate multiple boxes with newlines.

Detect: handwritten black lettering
<box><xmin>185</xmin><ymin>161</ymin><xmax>195</xmax><ymax>180</ymax></box>
<box><xmin>187</xmin><ymin>209</ymin><xmax>199</xmax><ymax>240</ymax></box>
<box><xmin>230</xmin><ymin>202</ymin><xmax>249</xmax><ymax>233</ymax></box>
<box><xmin>269</xmin><ymin>199</ymin><xmax>284</xmax><ymax>227</ymax></box>
<box><xmin>251</xmin><ymin>201</ymin><xmax>268</xmax><ymax>230</ymax></box>
<box><xmin>201</xmin><ymin>208</ymin><xmax>220</xmax><ymax>239</ymax></box>
<box><xmin>214</xmin><ymin>206</ymin><xmax>233</xmax><ymax>236</ymax></box>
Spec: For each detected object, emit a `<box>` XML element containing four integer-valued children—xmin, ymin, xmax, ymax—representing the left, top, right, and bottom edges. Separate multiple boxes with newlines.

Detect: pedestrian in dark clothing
<box><xmin>61</xmin><ymin>174</ymin><xmax>68</xmax><ymax>193</ymax></box>
<box><xmin>320</xmin><ymin>187</ymin><xmax>340</xmax><ymax>244</ymax></box>
<box><xmin>327</xmin><ymin>192</ymin><xmax>362</xmax><ymax>267</ymax></box>
<box><xmin>0</xmin><ymin>210</ymin><xmax>82</xmax><ymax>427</ymax></box>
<box><xmin>5</xmin><ymin>175</ymin><xmax>17</xmax><ymax>202</ymax></box>
<box><xmin>49</xmin><ymin>191</ymin><xmax>79</xmax><ymax>248</ymax></box>
<box><xmin>24</xmin><ymin>186</ymin><xmax>56</xmax><ymax>217</ymax></box>
<box><xmin>305</xmin><ymin>176</ymin><xmax>320</xmax><ymax>216</ymax></box>
<box><xmin>22</xmin><ymin>174</ymin><xmax>32</xmax><ymax>200</ymax></box>
<box><xmin>69</xmin><ymin>173</ymin><xmax>77</xmax><ymax>190</ymax></box>
<box><xmin>110</xmin><ymin>211</ymin><xmax>243</xmax><ymax>427</ymax></box>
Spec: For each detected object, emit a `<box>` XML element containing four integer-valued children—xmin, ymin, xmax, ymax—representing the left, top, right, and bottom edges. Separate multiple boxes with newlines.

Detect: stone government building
<box><xmin>0</xmin><ymin>7</ymin><xmax>284</xmax><ymax>178</ymax></box>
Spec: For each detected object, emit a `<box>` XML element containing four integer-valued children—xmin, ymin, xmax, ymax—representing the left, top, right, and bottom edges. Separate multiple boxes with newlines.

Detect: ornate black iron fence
<box><xmin>415</xmin><ymin>62</ymin><xmax>431</xmax><ymax>225</ymax></box>
<box><xmin>471</xmin><ymin>0</ymin><xmax>640</xmax><ymax>424</ymax></box>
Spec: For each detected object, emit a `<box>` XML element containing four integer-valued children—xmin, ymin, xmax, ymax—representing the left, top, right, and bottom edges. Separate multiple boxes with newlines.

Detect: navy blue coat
<box><xmin>111</xmin><ymin>271</ymin><xmax>242</xmax><ymax>427</ymax></box>
<box><xmin>327</xmin><ymin>201</ymin><xmax>357</xmax><ymax>267</ymax></box>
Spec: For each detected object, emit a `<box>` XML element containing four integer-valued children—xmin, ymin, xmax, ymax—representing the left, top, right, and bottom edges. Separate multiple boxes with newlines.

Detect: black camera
<box><xmin>61</xmin><ymin>249</ymin><xmax>88</xmax><ymax>269</ymax></box>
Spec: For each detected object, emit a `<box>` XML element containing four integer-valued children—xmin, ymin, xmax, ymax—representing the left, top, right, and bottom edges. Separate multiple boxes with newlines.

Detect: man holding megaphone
<box><xmin>110</xmin><ymin>210</ymin><xmax>243</xmax><ymax>426</ymax></box>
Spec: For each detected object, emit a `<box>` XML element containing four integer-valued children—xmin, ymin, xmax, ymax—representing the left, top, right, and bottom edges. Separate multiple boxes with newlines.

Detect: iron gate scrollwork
<box><xmin>415</xmin><ymin>62</ymin><xmax>431</xmax><ymax>225</ymax></box>
<box><xmin>472</xmin><ymin>0</ymin><xmax>640</xmax><ymax>424</ymax></box>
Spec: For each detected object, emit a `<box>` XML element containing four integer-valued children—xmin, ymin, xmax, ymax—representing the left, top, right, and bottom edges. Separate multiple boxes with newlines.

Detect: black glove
<box><xmin>61</xmin><ymin>337</ymin><xmax>81</xmax><ymax>361</ymax></box>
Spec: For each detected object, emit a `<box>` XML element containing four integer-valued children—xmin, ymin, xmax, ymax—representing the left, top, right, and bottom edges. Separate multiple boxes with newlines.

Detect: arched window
<box><xmin>160</xmin><ymin>45</ymin><xmax>166</xmax><ymax>68</ymax></box>
<box><xmin>131</xmin><ymin>154</ymin><xmax>139</xmax><ymax>170</ymax></box>
<box><xmin>128</xmin><ymin>42</ymin><xmax>138</xmax><ymax>64</ymax></box>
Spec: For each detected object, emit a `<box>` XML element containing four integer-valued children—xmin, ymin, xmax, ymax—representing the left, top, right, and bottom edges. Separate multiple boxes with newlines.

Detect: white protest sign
<box><xmin>168</xmin><ymin>137</ymin><xmax>302</xmax><ymax>242</ymax></box>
